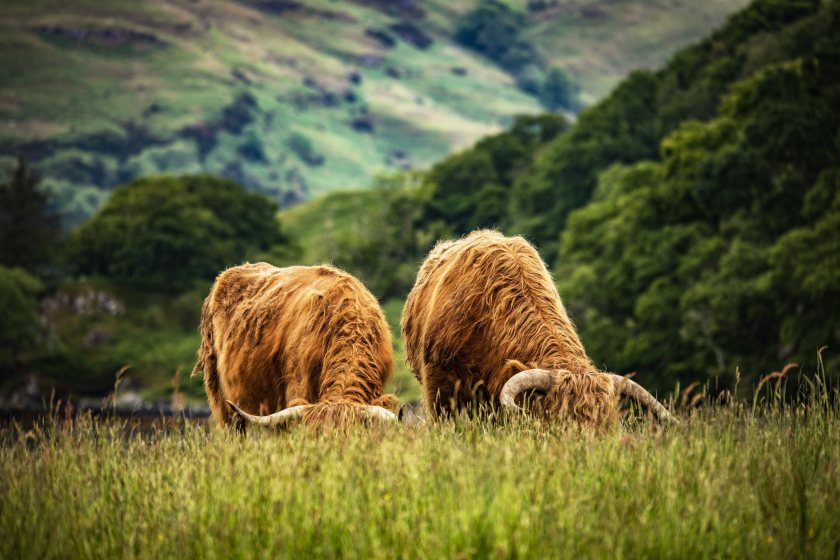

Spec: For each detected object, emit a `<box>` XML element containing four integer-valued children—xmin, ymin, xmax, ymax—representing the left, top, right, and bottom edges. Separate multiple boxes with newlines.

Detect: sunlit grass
<box><xmin>1</xmin><ymin>375</ymin><xmax>838</xmax><ymax>559</ymax></box>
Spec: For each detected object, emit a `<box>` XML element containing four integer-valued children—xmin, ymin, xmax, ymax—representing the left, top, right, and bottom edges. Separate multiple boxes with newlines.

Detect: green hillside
<box><xmin>282</xmin><ymin>0</ymin><xmax>840</xmax><ymax>390</ymax></box>
<box><xmin>0</xmin><ymin>0</ymin><xmax>746</xmax><ymax>225</ymax></box>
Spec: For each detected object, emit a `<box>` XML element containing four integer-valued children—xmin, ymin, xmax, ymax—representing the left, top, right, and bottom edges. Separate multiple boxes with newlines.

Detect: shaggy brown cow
<box><xmin>401</xmin><ymin>230</ymin><xmax>673</xmax><ymax>428</ymax></box>
<box><xmin>193</xmin><ymin>262</ymin><xmax>398</xmax><ymax>429</ymax></box>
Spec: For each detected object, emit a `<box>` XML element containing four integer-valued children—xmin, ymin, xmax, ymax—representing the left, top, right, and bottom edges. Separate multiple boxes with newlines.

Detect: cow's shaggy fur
<box><xmin>193</xmin><ymin>263</ymin><xmax>396</xmax><ymax>428</ymax></box>
<box><xmin>401</xmin><ymin>230</ymin><xmax>618</xmax><ymax>428</ymax></box>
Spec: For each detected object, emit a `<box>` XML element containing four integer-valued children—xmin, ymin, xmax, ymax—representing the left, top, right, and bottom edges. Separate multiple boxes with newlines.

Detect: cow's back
<box><xmin>402</xmin><ymin>230</ymin><xmax>592</xmax><ymax>412</ymax></box>
<box><xmin>198</xmin><ymin>262</ymin><xmax>390</xmax><ymax>425</ymax></box>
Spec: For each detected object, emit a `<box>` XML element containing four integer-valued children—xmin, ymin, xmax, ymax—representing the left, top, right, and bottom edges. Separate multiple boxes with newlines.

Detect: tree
<box><xmin>334</xmin><ymin>178</ymin><xmax>443</xmax><ymax>300</ymax></box>
<box><xmin>69</xmin><ymin>175</ymin><xmax>287</xmax><ymax>287</ymax></box>
<box><xmin>508</xmin><ymin>70</ymin><xmax>661</xmax><ymax>258</ymax></box>
<box><xmin>0</xmin><ymin>157</ymin><xmax>61</xmax><ymax>273</ymax></box>
<box><xmin>555</xmin><ymin>29</ymin><xmax>840</xmax><ymax>389</ymax></box>
<box><xmin>507</xmin><ymin>0</ymin><xmax>825</xmax><ymax>262</ymax></box>
<box><xmin>455</xmin><ymin>1</ymin><xmax>531</xmax><ymax>69</ymax></box>
<box><xmin>454</xmin><ymin>0</ymin><xmax>541</xmax><ymax>90</ymax></box>
<box><xmin>540</xmin><ymin>68</ymin><xmax>578</xmax><ymax>111</ymax></box>
<box><xmin>420</xmin><ymin>114</ymin><xmax>569</xmax><ymax>236</ymax></box>
<box><xmin>423</xmin><ymin>149</ymin><xmax>499</xmax><ymax>233</ymax></box>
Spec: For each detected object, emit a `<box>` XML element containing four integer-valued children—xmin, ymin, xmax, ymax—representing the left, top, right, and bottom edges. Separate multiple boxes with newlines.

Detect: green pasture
<box><xmin>1</xmin><ymin>379</ymin><xmax>837</xmax><ymax>559</ymax></box>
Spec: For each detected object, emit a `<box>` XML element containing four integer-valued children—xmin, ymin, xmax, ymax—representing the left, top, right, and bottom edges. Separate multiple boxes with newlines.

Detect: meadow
<box><xmin>2</xmin><ymin>374</ymin><xmax>838</xmax><ymax>559</ymax></box>
<box><xmin>1</xmin><ymin>3</ymin><xmax>838</xmax><ymax>556</ymax></box>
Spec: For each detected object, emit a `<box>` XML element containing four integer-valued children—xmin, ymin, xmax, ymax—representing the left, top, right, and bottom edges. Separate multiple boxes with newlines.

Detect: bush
<box><xmin>508</xmin><ymin>0</ymin><xmax>825</xmax><ymax>259</ymax></box>
<box><xmin>236</xmin><ymin>132</ymin><xmax>266</xmax><ymax>162</ymax></box>
<box><xmin>332</xmin><ymin>174</ymin><xmax>443</xmax><ymax>300</ymax></box>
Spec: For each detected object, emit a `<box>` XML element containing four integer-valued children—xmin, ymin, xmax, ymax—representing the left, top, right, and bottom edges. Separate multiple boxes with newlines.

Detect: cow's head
<box><xmin>499</xmin><ymin>369</ymin><xmax>675</xmax><ymax>428</ymax></box>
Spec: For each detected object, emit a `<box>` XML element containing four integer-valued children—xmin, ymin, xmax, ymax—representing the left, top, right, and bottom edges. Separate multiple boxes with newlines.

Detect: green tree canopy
<box><xmin>506</xmin><ymin>0</ymin><xmax>825</xmax><ymax>261</ymax></box>
<box><xmin>540</xmin><ymin>67</ymin><xmax>578</xmax><ymax>111</ymax></box>
<box><xmin>454</xmin><ymin>0</ymin><xmax>538</xmax><ymax>72</ymax></box>
<box><xmin>420</xmin><ymin>114</ymin><xmax>568</xmax><ymax>235</ymax></box>
<box><xmin>555</xmin><ymin>36</ymin><xmax>840</xmax><ymax>387</ymax></box>
<box><xmin>69</xmin><ymin>175</ymin><xmax>285</xmax><ymax>287</ymax></box>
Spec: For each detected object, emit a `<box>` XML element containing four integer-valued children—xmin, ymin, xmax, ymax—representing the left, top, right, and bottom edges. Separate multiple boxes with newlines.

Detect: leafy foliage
<box><xmin>539</xmin><ymin>67</ymin><xmax>579</xmax><ymax>111</ymax></box>
<box><xmin>454</xmin><ymin>0</ymin><xmax>538</xmax><ymax>72</ymax></box>
<box><xmin>420</xmin><ymin>114</ymin><xmax>568</xmax><ymax>235</ymax></box>
<box><xmin>332</xmin><ymin>177</ymin><xmax>443</xmax><ymax>300</ymax></box>
<box><xmin>509</xmin><ymin>70</ymin><xmax>661</xmax><ymax>256</ymax></box>
<box><xmin>69</xmin><ymin>175</ymin><xmax>285</xmax><ymax>287</ymax></box>
<box><xmin>33</xmin><ymin>281</ymin><xmax>208</xmax><ymax>396</ymax></box>
<box><xmin>505</xmin><ymin>0</ymin><xmax>826</xmax><ymax>258</ymax></box>
<box><xmin>556</xmin><ymin>36</ymin><xmax>840</xmax><ymax>384</ymax></box>
<box><xmin>286</xmin><ymin>133</ymin><xmax>325</xmax><ymax>167</ymax></box>
<box><xmin>453</xmin><ymin>1</ymin><xmax>580</xmax><ymax>106</ymax></box>
<box><xmin>357</xmin><ymin>0</ymin><xmax>840</xmax><ymax>390</ymax></box>
<box><xmin>4</xmin><ymin>0</ymin><xmax>838</xmax><ymax>400</ymax></box>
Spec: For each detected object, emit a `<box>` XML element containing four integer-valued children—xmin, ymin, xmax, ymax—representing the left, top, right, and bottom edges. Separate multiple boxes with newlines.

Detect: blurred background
<box><xmin>1</xmin><ymin>0</ymin><xmax>838</xmax><ymax>413</ymax></box>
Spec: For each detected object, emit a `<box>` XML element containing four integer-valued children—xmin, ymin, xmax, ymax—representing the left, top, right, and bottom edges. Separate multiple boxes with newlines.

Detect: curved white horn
<box><xmin>607</xmin><ymin>374</ymin><xmax>676</xmax><ymax>423</ymax></box>
<box><xmin>226</xmin><ymin>401</ymin><xmax>310</xmax><ymax>426</ymax></box>
<box><xmin>362</xmin><ymin>406</ymin><xmax>398</xmax><ymax>421</ymax></box>
<box><xmin>500</xmin><ymin>369</ymin><xmax>554</xmax><ymax>411</ymax></box>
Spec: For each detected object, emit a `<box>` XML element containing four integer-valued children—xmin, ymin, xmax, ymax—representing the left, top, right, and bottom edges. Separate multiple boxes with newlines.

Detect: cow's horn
<box><xmin>606</xmin><ymin>374</ymin><xmax>676</xmax><ymax>423</ymax></box>
<box><xmin>361</xmin><ymin>406</ymin><xmax>397</xmax><ymax>421</ymax></box>
<box><xmin>500</xmin><ymin>369</ymin><xmax>554</xmax><ymax>411</ymax></box>
<box><xmin>226</xmin><ymin>400</ymin><xmax>309</xmax><ymax>426</ymax></box>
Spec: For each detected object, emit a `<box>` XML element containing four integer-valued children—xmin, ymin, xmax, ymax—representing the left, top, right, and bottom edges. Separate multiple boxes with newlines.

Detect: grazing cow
<box><xmin>193</xmin><ymin>262</ymin><xmax>398</xmax><ymax>429</ymax></box>
<box><xmin>401</xmin><ymin>230</ymin><xmax>673</xmax><ymax>428</ymax></box>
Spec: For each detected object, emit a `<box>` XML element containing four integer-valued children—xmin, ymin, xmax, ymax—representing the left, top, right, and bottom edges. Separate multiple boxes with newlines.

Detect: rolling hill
<box><xmin>0</xmin><ymin>0</ymin><xmax>747</xmax><ymax>225</ymax></box>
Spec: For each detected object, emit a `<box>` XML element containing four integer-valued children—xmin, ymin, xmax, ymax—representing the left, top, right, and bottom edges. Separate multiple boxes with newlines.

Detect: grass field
<box><xmin>1</xmin><ymin>377</ymin><xmax>837</xmax><ymax>559</ymax></box>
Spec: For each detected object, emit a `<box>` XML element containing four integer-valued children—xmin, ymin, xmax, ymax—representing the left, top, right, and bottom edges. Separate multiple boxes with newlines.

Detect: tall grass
<box><xmin>1</xmin><ymin>379</ymin><xmax>838</xmax><ymax>559</ymax></box>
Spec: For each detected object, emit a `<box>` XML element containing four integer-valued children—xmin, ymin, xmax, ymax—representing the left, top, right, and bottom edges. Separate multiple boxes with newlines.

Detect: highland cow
<box><xmin>401</xmin><ymin>230</ymin><xmax>673</xmax><ymax>428</ymax></box>
<box><xmin>193</xmin><ymin>262</ymin><xmax>398</xmax><ymax>429</ymax></box>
